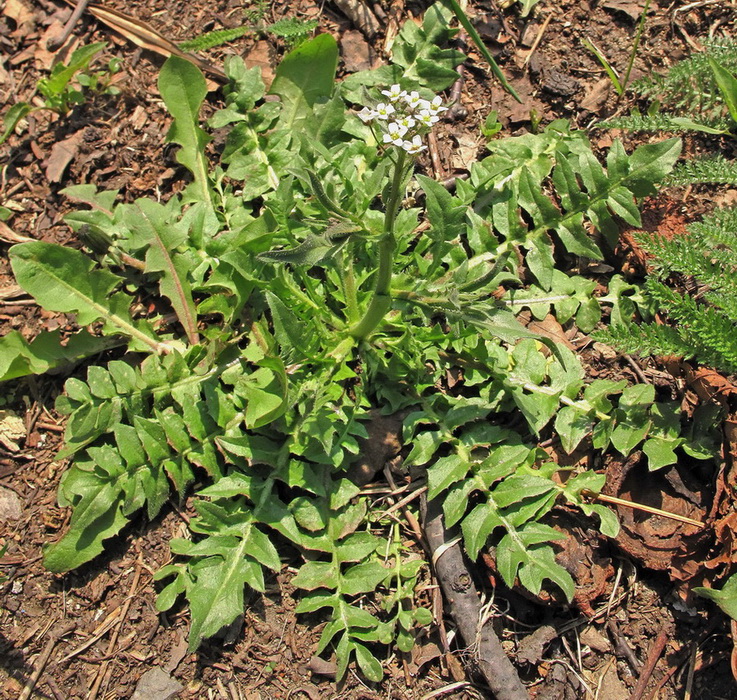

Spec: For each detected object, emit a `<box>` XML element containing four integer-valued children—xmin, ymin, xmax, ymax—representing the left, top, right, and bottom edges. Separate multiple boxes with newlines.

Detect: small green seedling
<box><xmin>1</xmin><ymin>42</ymin><xmax>116</xmax><ymax>145</ymax></box>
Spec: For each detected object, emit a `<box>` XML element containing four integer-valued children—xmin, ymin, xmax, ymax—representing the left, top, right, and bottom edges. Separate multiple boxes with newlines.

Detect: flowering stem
<box><xmin>349</xmin><ymin>149</ymin><xmax>407</xmax><ymax>340</ymax></box>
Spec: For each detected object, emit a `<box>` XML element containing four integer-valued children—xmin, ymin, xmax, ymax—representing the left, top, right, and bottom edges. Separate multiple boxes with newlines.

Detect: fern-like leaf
<box><xmin>665</xmin><ymin>155</ymin><xmax>737</xmax><ymax>186</ymax></box>
<box><xmin>179</xmin><ymin>26</ymin><xmax>250</xmax><ymax>52</ymax></box>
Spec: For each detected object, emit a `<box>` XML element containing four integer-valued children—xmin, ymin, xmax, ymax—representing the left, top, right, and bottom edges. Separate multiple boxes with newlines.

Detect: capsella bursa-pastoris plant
<box><xmin>0</xmin><ymin>12</ymin><xmax>716</xmax><ymax>682</ymax></box>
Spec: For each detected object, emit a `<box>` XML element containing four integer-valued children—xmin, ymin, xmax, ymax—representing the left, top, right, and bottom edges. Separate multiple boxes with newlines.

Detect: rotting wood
<box><xmin>421</xmin><ymin>495</ymin><xmax>530</xmax><ymax>700</ymax></box>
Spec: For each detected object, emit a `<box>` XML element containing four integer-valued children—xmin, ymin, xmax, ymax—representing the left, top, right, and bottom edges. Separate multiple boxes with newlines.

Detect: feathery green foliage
<box><xmin>634</xmin><ymin>37</ymin><xmax>737</xmax><ymax>116</ymax></box>
<box><xmin>601</xmin><ymin>36</ymin><xmax>737</xmax><ymax>135</ymax></box>
<box><xmin>665</xmin><ymin>154</ymin><xmax>737</xmax><ymax>186</ymax></box>
<box><xmin>595</xmin><ymin>207</ymin><xmax>737</xmax><ymax>374</ymax></box>
<box><xmin>179</xmin><ymin>27</ymin><xmax>251</xmax><ymax>52</ymax></box>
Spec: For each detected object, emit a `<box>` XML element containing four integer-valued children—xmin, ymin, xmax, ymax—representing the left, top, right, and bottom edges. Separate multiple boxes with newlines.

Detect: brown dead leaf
<box><xmin>307</xmin><ymin>656</ymin><xmax>336</xmax><ymax>677</ymax></box>
<box><xmin>0</xmin><ymin>222</ymin><xmax>33</xmax><ymax>244</ymax></box>
<box><xmin>517</xmin><ymin>625</ymin><xmax>557</xmax><ymax>665</ymax></box>
<box><xmin>333</xmin><ymin>0</ymin><xmax>381</xmax><ymax>39</ymax></box>
<box><xmin>603</xmin><ymin>0</ymin><xmax>645</xmax><ymax>21</ymax></box>
<box><xmin>450</xmin><ymin>132</ymin><xmax>481</xmax><ymax>172</ymax></box>
<box><xmin>684</xmin><ymin>366</ymin><xmax>737</xmax><ymax>405</ymax></box>
<box><xmin>35</xmin><ymin>22</ymin><xmax>70</xmax><ymax>71</ymax></box>
<box><xmin>3</xmin><ymin>0</ymin><xmax>34</xmax><ymax>28</ymax></box>
<box><xmin>45</xmin><ymin>130</ymin><xmax>85</xmax><ymax>183</ymax></box>
<box><xmin>340</xmin><ymin>29</ymin><xmax>374</xmax><ymax>73</ymax></box>
<box><xmin>246</xmin><ymin>40</ymin><xmax>276</xmax><ymax>90</ymax></box>
<box><xmin>580</xmin><ymin>626</ymin><xmax>611</xmax><ymax>653</ymax></box>
<box><xmin>580</xmin><ymin>78</ymin><xmax>611</xmax><ymax>113</ymax></box>
<box><xmin>528</xmin><ymin>314</ymin><xmax>575</xmax><ymax>350</ymax></box>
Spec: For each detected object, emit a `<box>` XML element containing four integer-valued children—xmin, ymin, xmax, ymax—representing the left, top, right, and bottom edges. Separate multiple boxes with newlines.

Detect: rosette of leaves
<box><xmin>0</xmin><ymin>5</ymin><xmax>713</xmax><ymax>682</ymax></box>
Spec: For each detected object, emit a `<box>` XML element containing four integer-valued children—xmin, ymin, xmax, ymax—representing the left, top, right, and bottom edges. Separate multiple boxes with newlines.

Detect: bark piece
<box><xmin>422</xmin><ymin>496</ymin><xmax>529</xmax><ymax>700</ymax></box>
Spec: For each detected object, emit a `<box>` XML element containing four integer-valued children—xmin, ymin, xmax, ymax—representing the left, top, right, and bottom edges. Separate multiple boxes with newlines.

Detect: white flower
<box><xmin>375</xmin><ymin>103</ymin><xmax>395</xmax><ymax>120</ymax></box>
<box><xmin>428</xmin><ymin>95</ymin><xmax>448</xmax><ymax>113</ymax></box>
<box><xmin>401</xmin><ymin>134</ymin><xmax>426</xmax><ymax>154</ymax></box>
<box><xmin>403</xmin><ymin>91</ymin><xmax>423</xmax><ymax>110</ymax></box>
<box><xmin>381</xmin><ymin>84</ymin><xmax>407</xmax><ymax>102</ymax></box>
<box><xmin>416</xmin><ymin>109</ymin><xmax>439</xmax><ymax>127</ymax></box>
<box><xmin>357</xmin><ymin>106</ymin><xmax>378</xmax><ymax>122</ymax></box>
<box><xmin>395</xmin><ymin>114</ymin><xmax>416</xmax><ymax>130</ymax></box>
<box><xmin>383</xmin><ymin>121</ymin><xmax>408</xmax><ymax>146</ymax></box>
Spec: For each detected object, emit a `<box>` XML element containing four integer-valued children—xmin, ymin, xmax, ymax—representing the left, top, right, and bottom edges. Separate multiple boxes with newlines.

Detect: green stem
<box><xmin>349</xmin><ymin>150</ymin><xmax>407</xmax><ymax>340</ymax></box>
<box><xmin>618</xmin><ymin>0</ymin><xmax>652</xmax><ymax>100</ymax></box>
<box><xmin>339</xmin><ymin>249</ymin><xmax>359</xmax><ymax>323</ymax></box>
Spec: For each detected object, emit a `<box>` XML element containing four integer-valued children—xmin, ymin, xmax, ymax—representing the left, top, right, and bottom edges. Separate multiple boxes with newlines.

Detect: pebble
<box><xmin>130</xmin><ymin>668</ymin><xmax>183</xmax><ymax>700</ymax></box>
<box><xmin>0</xmin><ymin>486</ymin><xmax>22</xmax><ymax>522</ymax></box>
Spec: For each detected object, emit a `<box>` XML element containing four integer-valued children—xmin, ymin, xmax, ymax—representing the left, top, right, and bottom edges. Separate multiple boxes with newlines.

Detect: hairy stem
<box><xmin>349</xmin><ymin>150</ymin><xmax>407</xmax><ymax>340</ymax></box>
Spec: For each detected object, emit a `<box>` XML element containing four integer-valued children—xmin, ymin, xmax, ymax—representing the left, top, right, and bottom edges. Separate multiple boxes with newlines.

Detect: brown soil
<box><xmin>2</xmin><ymin>0</ymin><xmax>737</xmax><ymax>698</ymax></box>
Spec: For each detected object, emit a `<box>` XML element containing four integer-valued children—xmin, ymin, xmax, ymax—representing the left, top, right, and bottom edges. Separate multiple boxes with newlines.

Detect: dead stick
<box><xmin>582</xmin><ymin>490</ymin><xmax>705</xmax><ymax>529</ymax></box>
<box><xmin>48</xmin><ymin>0</ymin><xmax>91</xmax><ymax>50</ymax></box>
<box><xmin>607</xmin><ymin>619</ymin><xmax>642</xmax><ymax>673</ymax></box>
<box><xmin>630</xmin><ymin>628</ymin><xmax>669</xmax><ymax>700</ymax></box>
<box><xmin>421</xmin><ymin>495</ymin><xmax>529</xmax><ymax>700</ymax></box>
<box><xmin>18</xmin><ymin>621</ymin><xmax>76</xmax><ymax>700</ymax></box>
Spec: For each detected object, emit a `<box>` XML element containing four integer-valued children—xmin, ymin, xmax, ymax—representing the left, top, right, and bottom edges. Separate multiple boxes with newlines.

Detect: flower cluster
<box><xmin>357</xmin><ymin>85</ymin><xmax>448</xmax><ymax>155</ymax></box>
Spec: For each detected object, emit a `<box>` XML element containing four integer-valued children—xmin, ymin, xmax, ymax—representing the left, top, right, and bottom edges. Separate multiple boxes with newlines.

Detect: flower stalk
<box><xmin>349</xmin><ymin>149</ymin><xmax>407</xmax><ymax>340</ymax></box>
<box><xmin>349</xmin><ymin>85</ymin><xmax>447</xmax><ymax>340</ymax></box>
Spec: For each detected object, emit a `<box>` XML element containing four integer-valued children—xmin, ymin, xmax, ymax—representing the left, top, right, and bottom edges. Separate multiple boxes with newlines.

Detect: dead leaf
<box><xmin>340</xmin><ymin>29</ymin><xmax>374</xmax><ymax>73</ymax></box>
<box><xmin>603</xmin><ymin>0</ymin><xmax>645</xmax><ymax>21</ymax></box>
<box><xmin>580</xmin><ymin>78</ymin><xmax>611</xmax><ymax>113</ymax></box>
<box><xmin>35</xmin><ymin>22</ymin><xmax>69</xmax><ymax>71</ymax></box>
<box><xmin>245</xmin><ymin>40</ymin><xmax>276</xmax><ymax>90</ymax></box>
<box><xmin>0</xmin><ymin>222</ymin><xmax>33</xmax><ymax>244</ymax></box>
<box><xmin>450</xmin><ymin>132</ymin><xmax>481</xmax><ymax>172</ymax></box>
<box><xmin>0</xmin><ymin>410</ymin><xmax>26</xmax><ymax>452</ymax></box>
<box><xmin>517</xmin><ymin>625</ymin><xmax>557</xmax><ymax>664</ymax></box>
<box><xmin>528</xmin><ymin>314</ymin><xmax>575</xmax><ymax>349</ymax></box>
<box><xmin>307</xmin><ymin>656</ymin><xmax>336</xmax><ymax>677</ymax></box>
<box><xmin>45</xmin><ymin>130</ymin><xmax>85</xmax><ymax>183</ymax></box>
<box><xmin>3</xmin><ymin>0</ymin><xmax>34</xmax><ymax>28</ymax></box>
<box><xmin>595</xmin><ymin>658</ymin><xmax>628</xmax><ymax>699</ymax></box>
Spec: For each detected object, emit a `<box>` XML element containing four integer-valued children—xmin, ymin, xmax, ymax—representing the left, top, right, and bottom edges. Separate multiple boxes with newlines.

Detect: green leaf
<box><xmin>9</xmin><ymin>242</ymin><xmax>160</xmax><ymax>352</ymax></box>
<box><xmin>186</xmin><ymin>547</ymin><xmax>258</xmax><ymax>651</ymax></box>
<box><xmin>340</xmin><ymin>561</ymin><xmax>389</xmax><ymax>596</ymax></box>
<box><xmin>642</xmin><ymin>437</ymin><xmax>679</xmax><ymax>470</ymax></box>
<box><xmin>126</xmin><ymin>199</ymin><xmax>199</xmax><ymax>345</ymax></box>
<box><xmin>427</xmin><ymin>454</ymin><xmax>469</xmax><ymax>500</ymax></box>
<box><xmin>354</xmin><ymin>643</ymin><xmax>383</xmax><ymax>681</ymax></box>
<box><xmin>292</xmin><ymin>560</ymin><xmax>337</xmax><ymax>590</ymax></box>
<box><xmin>554</xmin><ymin>406</ymin><xmax>593</xmax><ymax>454</ymax></box>
<box><xmin>158</xmin><ymin>56</ymin><xmax>212</xmax><ymax>204</ymax></box>
<box><xmin>40</xmin><ymin>42</ymin><xmax>106</xmax><ymax>98</ymax></box>
<box><xmin>44</xmin><ymin>471</ymin><xmax>127</xmax><ymax>573</ymax></box>
<box><xmin>0</xmin><ymin>102</ymin><xmax>32</xmax><ymax>144</ymax></box>
<box><xmin>269</xmin><ymin>33</ymin><xmax>338</xmax><ymax>131</ymax></box>
<box><xmin>708</xmin><ymin>57</ymin><xmax>737</xmax><ymax>125</ymax></box>
<box><xmin>0</xmin><ymin>329</ymin><xmax>120</xmax><ymax>382</ymax></box>
<box><xmin>694</xmin><ymin>574</ymin><xmax>737</xmax><ymax>621</ymax></box>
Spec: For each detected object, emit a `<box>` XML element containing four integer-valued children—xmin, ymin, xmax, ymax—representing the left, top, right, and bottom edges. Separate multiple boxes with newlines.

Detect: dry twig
<box><xmin>18</xmin><ymin>621</ymin><xmax>76</xmax><ymax>700</ymax></box>
<box><xmin>421</xmin><ymin>495</ymin><xmax>529</xmax><ymax>700</ymax></box>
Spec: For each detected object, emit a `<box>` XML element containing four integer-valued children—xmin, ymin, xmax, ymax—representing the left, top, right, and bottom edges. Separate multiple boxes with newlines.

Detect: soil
<box><xmin>1</xmin><ymin>0</ymin><xmax>737</xmax><ymax>698</ymax></box>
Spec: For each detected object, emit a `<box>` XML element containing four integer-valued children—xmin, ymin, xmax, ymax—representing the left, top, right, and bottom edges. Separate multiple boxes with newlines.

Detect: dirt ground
<box><xmin>1</xmin><ymin>0</ymin><xmax>737</xmax><ymax>698</ymax></box>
